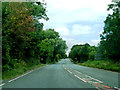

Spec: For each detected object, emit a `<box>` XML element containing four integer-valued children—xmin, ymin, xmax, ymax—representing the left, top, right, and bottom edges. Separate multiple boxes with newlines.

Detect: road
<box><xmin>2</xmin><ymin>59</ymin><xmax>119</xmax><ymax>89</ymax></box>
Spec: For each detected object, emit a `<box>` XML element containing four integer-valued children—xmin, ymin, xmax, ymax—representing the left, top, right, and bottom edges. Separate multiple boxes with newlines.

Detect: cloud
<box><xmin>65</xmin><ymin>39</ymin><xmax>85</xmax><ymax>55</ymax></box>
<box><xmin>88</xmin><ymin>40</ymin><xmax>101</xmax><ymax>46</ymax></box>
<box><xmin>55</xmin><ymin>27</ymin><xmax>69</xmax><ymax>36</ymax></box>
<box><xmin>71</xmin><ymin>25</ymin><xmax>92</xmax><ymax>35</ymax></box>
<box><xmin>41</xmin><ymin>0</ymin><xmax>112</xmax><ymax>54</ymax></box>
<box><xmin>46</xmin><ymin>0</ymin><xmax>111</xmax><ymax>12</ymax></box>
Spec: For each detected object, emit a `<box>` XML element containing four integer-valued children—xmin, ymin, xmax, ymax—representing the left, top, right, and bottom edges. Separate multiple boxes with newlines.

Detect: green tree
<box><xmin>99</xmin><ymin>1</ymin><xmax>120</xmax><ymax>61</ymax></box>
<box><xmin>69</xmin><ymin>43</ymin><xmax>91</xmax><ymax>63</ymax></box>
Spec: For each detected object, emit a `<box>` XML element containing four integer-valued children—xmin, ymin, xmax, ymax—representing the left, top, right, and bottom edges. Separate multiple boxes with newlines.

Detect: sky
<box><xmin>40</xmin><ymin>0</ymin><xmax>112</xmax><ymax>55</ymax></box>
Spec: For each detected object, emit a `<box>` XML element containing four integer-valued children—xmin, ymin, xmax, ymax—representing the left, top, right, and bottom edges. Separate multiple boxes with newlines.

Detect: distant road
<box><xmin>2</xmin><ymin>59</ymin><xmax>119</xmax><ymax>89</ymax></box>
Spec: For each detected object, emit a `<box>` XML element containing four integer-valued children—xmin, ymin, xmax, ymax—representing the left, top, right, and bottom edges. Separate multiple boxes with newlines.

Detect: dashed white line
<box><xmin>96</xmin><ymin>87</ymin><xmax>101</xmax><ymax>90</ymax></box>
<box><xmin>0</xmin><ymin>83</ymin><xmax>5</xmax><ymax>86</ymax></box>
<box><xmin>63</xmin><ymin>64</ymin><xmax>103</xmax><ymax>84</ymax></box>
<box><xmin>67</xmin><ymin>70</ymin><xmax>72</xmax><ymax>74</ymax></box>
<box><xmin>74</xmin><ymin>70</ymin><xmax>82</xmax><ymax>74</ymax></box>
<box><xmin>114</xmin><ymin>87</ymin><xmax>120</xmax><ymax>90</ymax></box>
<box><xmin>74</xmin><ymin>75</ymin><xmax>87</xmax><ymax>82</ymax></box>
<box><xmin>86</xmin><ymin>76</ymin><xmax>103</xmax><ymax>83</ymax></box>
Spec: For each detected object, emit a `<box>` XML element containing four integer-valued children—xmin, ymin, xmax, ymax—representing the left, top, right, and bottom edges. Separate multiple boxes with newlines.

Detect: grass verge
<box><xmin>2</xmin><ymin>63</ymin><xmax>45</xmax><ymax>80</ymax></box>
<box><xmin>78</xmin><ymin>60</ymin><xmax>120</xmax><ymax>72</ymax></box>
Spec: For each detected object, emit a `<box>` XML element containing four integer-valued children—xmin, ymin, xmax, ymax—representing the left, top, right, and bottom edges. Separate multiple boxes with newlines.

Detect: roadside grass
<box><xmin>2</xmin><ymin>63</ymin><xmax>45</xmax><ymax>80</ymax></box>
<box><xmin>78</xmin><ymin>60</ymin><xmax>120</xmax><ymax>72</ymax></box>
<box><xmin>2</xmin><ymin>58</ymin><xmax>62</xmax><ymax>80</ymax></box>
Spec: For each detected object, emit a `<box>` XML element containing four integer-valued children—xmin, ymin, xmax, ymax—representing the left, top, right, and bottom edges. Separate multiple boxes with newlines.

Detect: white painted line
<box><xmin>96</xmin><ymin>87</ymin><xmax>101</xmax><ymax>90</ymax></box>
<box><xmin>114</xmin><ymin>87</ymin><xmax>120</xmax><ymax>90</ymax></box>
<box><xmin>8</xmin><ymin>70</ymin><xmax>34</xmax><ymax>82</ymax></box>
<box><xmin>89</xmin><ymin>77</ymin><xmax>103</xmax><ymax>83</ymax></box>
<box><xmin>74</xmin><ymin>70</ymin><xmax>82</xmax><ymax>74</ymax></box>
<box><xmin>8</xmin><ymin>65</ymin><xmax>46</xmax><ymax>83</ymax></box>
<box><xmin>0</xmin><ymin>83</ymin><xmax>5</xmax><ymax>86</ymax></box>
<box><xmin>85</xmin><ymin>75</ymin><xmax>89</xmax><ymax>77</ymax></box>
<box><xmin>74</xmin><ymin>75</ymin><xmax>87</xmax><ymax>82</ymax></box>
<box><xmin>8</xmin><ymin>75</ymin><xmax>22</xmax><ymax>82</ymax></box>
<box><xmin>67</xmin><ymin>70</ymin><xmax>72</xmax><ymax>74</ymax></box>
<box><xmin>85</xmin><ymin>75</ymin><xmax>103</xmax><ymax>83</ymax></box>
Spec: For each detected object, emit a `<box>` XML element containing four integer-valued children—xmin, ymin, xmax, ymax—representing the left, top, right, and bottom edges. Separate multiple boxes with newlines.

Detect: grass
<box><xmin>2</xmin><ymin>63</ymin><xmax>45</xmax><ymax>80</ymax></box>
<box><xmin>2</xmin><ymin>59</ymin><xmax>61</xmax><ymax>80</ymax></box>
<box><xmin>78</xmin><ymin>60</ymin><xmax>120</xmax><ymax>72</ymax></box>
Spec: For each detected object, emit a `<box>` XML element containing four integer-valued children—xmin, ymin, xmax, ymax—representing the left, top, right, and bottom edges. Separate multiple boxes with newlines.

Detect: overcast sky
<box><xmin>40</xmin><ymin>0</ymin><xmax>112</xmax><ymax>55</ymax></box>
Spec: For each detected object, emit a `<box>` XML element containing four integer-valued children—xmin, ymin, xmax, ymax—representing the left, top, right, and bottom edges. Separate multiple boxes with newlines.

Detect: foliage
<box><xmin>98</xmin><ymin>1</ymin><xmax>120</xmax><ymax>62</ymax></box>
<box><xmin>69</xmin><ymin>43</ymin><xmax>96</xmax><ymax>63</ymax></box>
<box><xmin>2</xmin><ymin>2</ymin><xmax>68</xmax><ymax>74</ymax></box>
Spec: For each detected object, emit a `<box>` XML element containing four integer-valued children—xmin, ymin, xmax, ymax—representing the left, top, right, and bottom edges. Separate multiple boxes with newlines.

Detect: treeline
<box><xmin>69</xmin><ymin>1</ymin><xmax>120</xmax><ymax>63</ymax></box>
<box><xmin>98</xmin><ymin>1</ymin><xmax>120</xmax><ymax>62</ymax></box>
<box><xmin>2</xmin><ymin>2</ymin><xmax>67</xmax><ymax>72</ymax></box>
<box><xmin>69</xmin><ymin>43</ymin><xmax>96</xmax><ymax>63</ymax></box>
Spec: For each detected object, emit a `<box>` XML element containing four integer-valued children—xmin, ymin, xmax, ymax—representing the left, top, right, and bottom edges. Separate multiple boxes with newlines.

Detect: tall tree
<box><xmin>99</xmin><ymin>1</ymin><xmax>120</xmax><ymax>61</ymax></box>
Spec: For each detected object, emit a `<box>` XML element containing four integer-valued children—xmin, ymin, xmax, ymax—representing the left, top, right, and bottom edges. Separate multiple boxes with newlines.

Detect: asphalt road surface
<box><xmin>1</xmin><ymin>59</ymin><xmax>119</xmax><ymax>89</ymax></box>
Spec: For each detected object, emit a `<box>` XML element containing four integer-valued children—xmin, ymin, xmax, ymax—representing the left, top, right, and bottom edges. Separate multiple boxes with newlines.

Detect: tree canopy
<box><xmin>69</xmin><ymin>43</ymin><xmax>96</xmax><ymax>63</ymax></box>
<box><xmin>98</xmin><ymin>1</ymin><xmax>120</xmax><ymax>61</ymax></box>
<box><xmin>2</xmin><ymin>2</ymin><xmax>68</xmax><ymax>72</ymax></box>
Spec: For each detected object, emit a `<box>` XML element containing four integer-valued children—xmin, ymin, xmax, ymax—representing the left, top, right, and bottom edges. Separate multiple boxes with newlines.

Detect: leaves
<box><xmin>2</xmin><ymin>2</ymin><xmax>68</xmax><ymax>72</ymax></box>
<box><xmin>99</xmin><ymin>1</ymin><xmax>120</xmax><ymax>61</ymax></box>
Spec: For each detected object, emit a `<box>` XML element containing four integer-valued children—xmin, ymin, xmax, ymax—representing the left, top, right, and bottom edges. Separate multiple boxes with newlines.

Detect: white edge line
<box><xmin>8</xmin><ymin>71</ymin><xmax>32</xmax><ymax>82</ymax></box>
<box><xmin>8</xmin><ymin>67</ymin><xmax>43</xmax><ymax>83</ymax></box>
<box><xmin>74</xmin><ymin>75</ymin><xmax>87</xmax><ymax>82</ymax></box>
<box><xmin>0</xmin><ymin>83</ymin><xmax>5</xmax><ymax>87</ymax></box>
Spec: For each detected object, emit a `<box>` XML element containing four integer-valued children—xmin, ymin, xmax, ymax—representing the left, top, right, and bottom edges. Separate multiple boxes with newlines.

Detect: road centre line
<box><xmin>114</xmin><ymin>87</ymin><xmax>120</xmax><ymax>90</ymax></box>
<box><xmin>74</xmin><ymin>75</ymin><xmax>87</xmax><ymax>82</ymax></box>
<box><xmin>67</xmin><ymin>70</ymin><xmax>72</xmax><ymax>74</ymax></box>
<box><xmin>74</xmin><ymin>70</ymin><xmax>82</xmax><ymax>74</ymax></box>
<box><xmin>74</xmin><ymin>70</ymin><xmax>103</xmax><ymax>83</ymax></box>
<box><xmin>63</xmin><ymin>64</ymin><xmax>103</xmax><ymax>84</ymax></box>
<box><xmin>0</xmin><ymin>83</ymin><xmax>5</xmax><ymax>87</ymax></box>
<box><xmin>85</xmin><ymin>76</ymin><xmax>103</xmax><ymax>83</ymax></box>
<box><xmin>95</xmin><ymin>87</ymin><xmax>101</xmax><ymax>90</ymax></box>
<box><xmin>63</xmin><ymin>64</ymin><xmax>114</xmax><ymax>89</ymax></box>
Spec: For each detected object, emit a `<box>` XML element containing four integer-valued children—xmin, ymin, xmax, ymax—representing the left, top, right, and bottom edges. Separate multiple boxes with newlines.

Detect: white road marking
<box><xmin>8</xmin><ymin>75</ymin><xmax>23</xmax><ymax>82</ymax></box>
<box><xmin>67</xmin><ymin>70</ymin><xmax>72</xmax><ymax>74</ymax></box>
<box><xmin>74</xmin><ymin>70</ymin><xmax>82</xmax><ymax>74</ymax></box>
<box><xmin>96</xmin><ymin>87</ymin><xmax>101</xmax><ymax>90</ymax></box>
<box><xmin>114</xmin><ymin>87</ymin><xmax>120</xmax><ymax>90</ymax></box>
<box><xmin>8</xmin><ymin>70</ymin><xmax>33</xmax><ymax>82</ymax></box>
<box><xmin>0</xmin><ymin>83</ymin><xmax>5</xmax><ymax>86</ymax></box>
<box><xmin>8</xmin><ymin>68</ymin><xmax>40</xmax><ymax>82</ymax></box>
<box><xmin>87</xmin><ymin>76</ymin><xmax>103</xmax><ymax>83</ymax></box>
<box><xmin>85</xmin><ymin>75</ymin><xmax>89</xmax><ymax>77</ymax></box>
<box><xmin>62</xmin><ymin>64</ymin><xmax>103</xmax><ymax>84</ymax></box>
<box><xmin>74</xmin><ymin>75</ymin><xmax>87</xmax><ymax>82</ymax></box>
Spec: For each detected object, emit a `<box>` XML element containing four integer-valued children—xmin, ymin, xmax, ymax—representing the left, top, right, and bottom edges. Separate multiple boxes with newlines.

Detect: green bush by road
<box><xmin>2</xmin><ymin>61</ymin><xmax>45</xmax><ymax>80</ymax></box>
